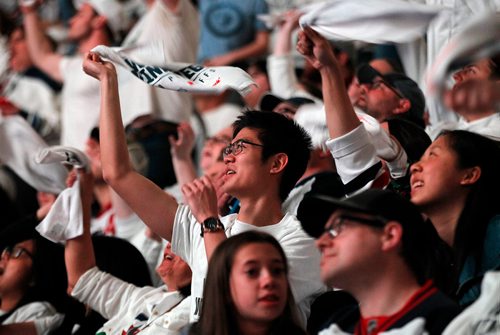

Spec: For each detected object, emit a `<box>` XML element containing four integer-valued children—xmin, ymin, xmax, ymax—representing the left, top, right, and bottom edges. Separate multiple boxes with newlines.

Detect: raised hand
<box><xmin>82</xmin><ymin>52</ymin><xmax>116</xmax><ymax>82</ymax></box>
<box><xmin>296</xmin><ymin>26</ymin><xmax>337</xmax><ymax>71</ymax></box>
<box><xmin>181</xmin><ymin>176</ymin><xmax>219</xmax><ymax>223</ymax></box>
<box><xmin>169</xmin><ymin>122</ymin><xmax>196</xmax><ymax>161</ymax></box>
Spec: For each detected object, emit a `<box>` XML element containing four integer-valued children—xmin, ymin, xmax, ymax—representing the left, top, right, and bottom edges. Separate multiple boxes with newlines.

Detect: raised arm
<box><xmin>296</xmin><ymin>27</ymin><xmax>359</xmax><ymax>138</ymax></box>
<box><xmin>169</xmin><ymin>122</ymin><xmax>198</xmax><ymax>189</ymax></box>
<box><xmin>65</xmin><ymin>169</ymin><xmax>96</xmax><ymax>293</ymax></box>
<box><xmin>82</xmin><ymin>52</ymin><xmax>178</xmax><ymax>241</ymax></box>
<box><xmin>21</xmin><ymin>4</ymin><xmax>63</xmax><ymax>82</ymax></box>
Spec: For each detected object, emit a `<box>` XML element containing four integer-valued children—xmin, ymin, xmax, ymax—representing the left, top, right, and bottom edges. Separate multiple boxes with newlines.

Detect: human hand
<box><xmin>296</xmin><ymin>26</ymin><xmax>337</xmax><ymax>70</ymax></box>
<box><xmin>278</xmin><ymin>9</ymin><xmax>302</xmax><ymax>32</ymax></box>
<box><xmin>0</xmin><ymin>97</ymin><xmax>19</xmax><ymax>116</ymax></box>
<box><xmin>169</xmin><ymin>122</ymin><xmax>195</xmax><ymax>160</ymax></box>
<box><xmin>19</xmin><ymin>0</ymin><xmax>41</xmax><ymax>14</ymax></box>
<box><xmin>181</xmin><ymin>176</ymin><xmax>219</xmax><ymax>223</ymax></box>
<box><xmin>444</xmin><ymin>79</ymin><xmax>500</xmax><ymax>114</ymax></box>
<box><xmin>82</xmin><ymin>52</ymin><xmax>116</xmax><ymax>82</ymax></box>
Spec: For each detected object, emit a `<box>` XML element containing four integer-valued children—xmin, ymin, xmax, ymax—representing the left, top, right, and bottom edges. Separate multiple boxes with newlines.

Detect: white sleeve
<box><xmin>71</xmin><ymin>267</ymin><xmax>155</xmax><ymax>320</ymax></box>
<box><xmin>267</xmin><ymin>54</ymin><xmax>300</xmax><ymax>99</ymax></box>
<box><xmin>171</xmin><ymin>204</ymin><xmax>199</xmax><ymax>266</ymax></box>
<box><xmin>2</xmin><ymin>302</ymin><xmax>64</xmax><ymax>335</ymax></box>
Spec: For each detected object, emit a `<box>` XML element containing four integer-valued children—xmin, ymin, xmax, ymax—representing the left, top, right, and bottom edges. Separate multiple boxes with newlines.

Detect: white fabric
<box><xmin>0</xmin><ymin>115</ymin><xmax>67</xmax><ymax>193</ymax></box>
<box><xmin>72</xmin><ymin>267</ymin><xmax>190</xmax><ymax>335</ymax></box>
<box><xmin>443</xmin><ymin>271</ymin><xmax>500</xmax><ymax>335</ymax></box>
<box><xmin>319</xmin><ymin>317</ymin><xmax>428</xmax><ymax>335</ymax></box>
<box><xmin>59</xmin><ymin>56</ymin><xmax>101</xmax><ymax>150</ymax></box>
<box><xmin>35</xmin><ymin>145</ymin><xmax>90</xmax><ymax>171</ymax></box>
<box><xmin>282</xmin><ymin>176</ymin><xmax>316</xmax><ymax>216</ymax></box>
<box><xmin>426</xmin><ymin>12</ymin><xmax>500</xmax><ymax>98</ymax></box>
<box><xmin>0</xmin><ymin>301</ymin><xmax>64</xmax><ymax>335</ymax></box>
<box><xmin>294</xmin><ymin>103</ymin><xmax>330</xmax><ymax>151</ymax></box>
<box><xmin>326</xmin><ymin>124</ymin><xmax>381</xmax><ymax>186</ymax></box>
<box><xmin>299</xmin><ymin>0</ymin><xmax>441</xmax><ymax>44</ymax></box>
<box><xmin>36</xmin><ymin>180</ymin><xmax>83</xmax><ymax>243</ymax></box>
<box><xmin>356</xmin><ymin>111</ymin><xmax>408</xmax><ymax>178</ymax></box>
<box><xmin>80</xmin><ymin>0</ymin><xmax>130</xmax><ymax>41</ymax></box>
<box><xmin>171</xmin><ymin>204</ymin><xmax>325</xmax><ymax>325</ymax></box>
<box><xmin>3</xmin><ymin>74</ymin><xmax>60</xmax><ymax>137</ymax></box>
<box><xmin>426</xmin><ymin>113</ymin><xmax>500</xmax><ymax>141</ymax></box>
<box><xmin>267</xmin><ymin>54</ymin><xmax>322</xmax><ymax>102</ymax></box>
<box><xmin>92</xmin><ymin>44</ymin><xmax>256</xmax><ymax>96</ymax></box>
<box><xmin>190</xmin><ymin>103</ymin><xmax>242</xmax><ymax>141</ymax></box>
<box><xmin>119</xmin><ymin>0</ymin><xmax>199</xmax><ymax>123</ymax></box>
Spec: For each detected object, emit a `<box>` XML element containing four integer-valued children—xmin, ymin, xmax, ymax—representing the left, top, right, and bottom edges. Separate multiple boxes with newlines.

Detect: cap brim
<box><xmin>356</xmin><ymin>64</ymin><xmax>383</xmax><ymax>84</ymax></box>
<box><xmin>259</xmin><ymin>93</ymin><xmax>284</xmax><ymax>112</ymax></box>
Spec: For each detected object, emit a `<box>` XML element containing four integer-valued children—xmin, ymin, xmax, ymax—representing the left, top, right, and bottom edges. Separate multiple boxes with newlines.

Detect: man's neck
<box><xmin>237</xmin><ymin>195</ymin><xmax>284</xmax><ymax>227</ymax></box>
<box><xmin>354</xmin><ymin>269</ymin><xmax>421</xmax><ymax>317</ymax></box>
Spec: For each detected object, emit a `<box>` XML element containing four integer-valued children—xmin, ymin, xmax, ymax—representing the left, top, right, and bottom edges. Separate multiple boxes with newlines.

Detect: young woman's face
<box><xmin>410</xmin><ymin>135</ymin><xmax>471</xmax><ymax>210</ymax></box>
<box><xmin>229</xmin><ymin>243</ymin><xmax>288</xmax><ymax>328</ymax></box>
<box><xmin>0</xmin><ymin>240</ymin><xmax>35</xmax><ymax>296</ymax></box>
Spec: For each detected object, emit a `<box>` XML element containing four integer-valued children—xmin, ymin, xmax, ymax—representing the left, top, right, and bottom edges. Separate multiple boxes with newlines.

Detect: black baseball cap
<box><xmin>259</xmin><ymin>93</ymin><xmax>314</xmax><ymax>112</ymax></box>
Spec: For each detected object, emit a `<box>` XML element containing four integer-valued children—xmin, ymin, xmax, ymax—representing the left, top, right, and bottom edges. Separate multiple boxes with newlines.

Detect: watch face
<box><xmin>204</xmin><ymin>218</ymin><xmax>219</xmax><ymax>231</ymax></box>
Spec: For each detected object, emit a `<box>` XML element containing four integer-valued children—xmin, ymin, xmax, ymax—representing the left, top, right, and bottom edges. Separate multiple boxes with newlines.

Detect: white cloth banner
<box><xmin>0</xmin><ymin>115</ymin><xmax>67</xmax><ymax>194</ymax></box>
<box><xmin>36</xmin><ymin>179</ymin><xmax>83</xmax><ymax>243</ymax></box>
<box><xmin>426</xmin><ymin>12</ymin><xmax>500</xmax><ymax>98</ymax></box>
<box><xmin>35</xmin><ymin>146</ymin><xmax>90</xmax><ymax>172</ymax></box>
<box><xmin>91</xmin><ymin>44</ymin><xmax>256</xmax><ymax>96</ymax></box>
<box><xmin>299</xmin><ymin>0</ymin><xmax>441</xmax><ymax>44</ymax></box>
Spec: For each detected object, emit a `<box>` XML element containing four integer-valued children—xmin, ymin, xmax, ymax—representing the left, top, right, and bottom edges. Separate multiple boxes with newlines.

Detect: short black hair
<box><xmin>233</xmin><ymin>111</ymin><xmax>312</xmax><ymax>201</ymax></box>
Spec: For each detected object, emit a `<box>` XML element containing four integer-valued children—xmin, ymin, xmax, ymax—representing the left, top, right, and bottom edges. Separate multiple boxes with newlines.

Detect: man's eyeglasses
<box><xmin>1</xmin><ymin>246</ymin><xmax>34</xmax><ymax>260</ymax></box>
<box><xmin>222</xmin><ymin>139</ymin><xmax>264</xmax><ymax>159</ymax></box>
<box><xmin>324</xmin><ymin>214</ymin><xmax>387</xmax><ymax>238</ymax></box>
<box><xmin>371</xmin><ymin>79</ymin><xmax>405</xmax><ymax>100</ymax></box>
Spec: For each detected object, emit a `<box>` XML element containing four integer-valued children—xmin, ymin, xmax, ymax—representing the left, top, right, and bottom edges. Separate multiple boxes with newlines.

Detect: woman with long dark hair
<box><xmin>410</xmin><ymin>130</ymin><xmax>500</xmax><ymax>306</ymax></box>
<box><xmin>189</xmin><ymin>231</ymin><xmax>306</xmax><ymax>335</ymax></box>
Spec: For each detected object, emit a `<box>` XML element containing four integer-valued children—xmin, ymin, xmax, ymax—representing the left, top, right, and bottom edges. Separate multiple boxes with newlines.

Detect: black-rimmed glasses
<box><xmin>1</xmin><ymin>246</ymin><xmax>34</xmax><ymax>260</ymax></box>
<box><xmin>222</xmin><ymin>139</ymin><xmax>264</xmax><ymax>159</ymax></box>
<box><xmin>324</xmin><ymin>214</ymin><xmax>387</xmax><ymax>238</ymax></box>
<box><xmin>371</xmin><ymin>79</ymin><xmax>405</xmax><ymax>100</ymax></box>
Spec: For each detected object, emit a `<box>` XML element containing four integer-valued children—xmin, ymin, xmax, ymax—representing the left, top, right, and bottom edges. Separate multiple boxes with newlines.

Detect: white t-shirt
<box><xmin>59</xmin><ymin>56</ymin><xmax>101</xmax><ymax>150</ymax></box>
<box><xmin>171</xmin><ymin>204</ymin><xmax>325</xmax><ymax>325</ymax></box>
<box><xmin>426</xmin><ymin>113</ymin><xmax>500</xmax><ymax>141</ymax></box>
<box><xmin>72</xmin><ymin>267</ymin><xmax>191</xmax><ymax>335</ymax></box>
<box><xmin>0</xmin><ymin>301</ymin><xmax>64</xmax><ymax>335</ymax></box>
<box><xmin>120</xmin><ymin>0</ymin><xmax>199</xmax><ymax>124</ymax></box>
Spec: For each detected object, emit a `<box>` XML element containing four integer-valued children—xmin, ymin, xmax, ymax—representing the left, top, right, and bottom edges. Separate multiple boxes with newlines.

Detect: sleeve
<box><xmin>267</xmin><ymin>55</ymin><xmax>299</xmax><ymax>99</ymax></box>
<box><xmin>253</xmin><ymin>0</ymin><xmax>270</xmax><ymax>31</ymax></box>
<box><xmin>3</xmin><ymin>302</ymin><xmax>64</xmax><ymax>335</ymax></box>
<box><xmin>58</xmin><ymin>57</ymin><xmax>71</xmax><ymax>82</ymax></box>
<box><xmin>171</xmin><ymin>204</ymin><xmax>199</xmax><ymax>266</ymax></box>
<box><xmin>326</xmin><ymin>124</ymin><xmax>389</xmax><ymax>195</ymax></box>
<box><xmin>71</xmin><ymin>267</ymin><xmax>154</xmax><ymax>320</ymax></box>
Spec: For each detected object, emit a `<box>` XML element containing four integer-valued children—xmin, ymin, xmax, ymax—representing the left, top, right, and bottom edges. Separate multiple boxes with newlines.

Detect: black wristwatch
<box><xmin>200</xmin><ymin>217</ymin><xmax>225</xmax><ymax>237</ymax></box>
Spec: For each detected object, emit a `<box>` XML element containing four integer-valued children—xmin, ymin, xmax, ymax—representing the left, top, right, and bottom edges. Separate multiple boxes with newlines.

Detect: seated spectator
<box><xmin>410</xmin><ymin>130</ymin><xmax>500</xmax><ymax>306</ymax></box>
<box><xmin>0</xmin><ymin>222</ymin><xmax>67</xmax><ymax>334</ymax></box>
<box><xmin>259</xmin><ymin>92</ymin><xmax>314</xmax><ymax>119</ymax></box>
<box><xmin>187</xmin><ymin>231</ymin><xmax>306</xmax><ymax>335</ymax></box>
<box><xmin>298</xmin><ymin>189</ymin><xmax>460</xmax><ymax>335</ymax></box>
<box><xmin>65</xmin><ymin>168</ymin><xmax>193</xmax><ymax>335</ymax></box>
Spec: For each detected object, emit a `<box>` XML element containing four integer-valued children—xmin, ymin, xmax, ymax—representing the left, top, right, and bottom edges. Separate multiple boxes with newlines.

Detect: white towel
<box><xmin>91</xmin><ymin>43</ymin><xmax>256</xmax><ymax>96</ymax></box>
<box><xmin>299</xmin><ymin>0</ymin><xmax>441</xmax><ymax>44</ymax></box>
<box><xmin>36</xmin><ymin>180</ymin><xmax>83</xmax><ymax>243</ymax></box>
<box><xmin>0</xmin><ymin>115</ymin><xmax>67</xmax><ymax>194</ymax></box>
<box><xmin>35</xmin><ymin>145</ymin><xmax>90</xmax><ymax>172</ymax></box>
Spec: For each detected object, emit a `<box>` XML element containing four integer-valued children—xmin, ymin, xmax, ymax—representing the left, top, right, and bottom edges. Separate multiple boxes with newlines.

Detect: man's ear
<box><xmin>460</xmin><ymin>166</ymin><xmax>481</xmax><ymax>186</ymax></box>
<box><xmin>380</xmin><ymin>221</ymin><xmax>403</xmax><ymax>252</ymax></box>
<box><xmin>393</xmin><ymin>98</ymin><xmax>411</xmax><ymax>115</ymax></box>
<box><xmin>269</xmin><ymin>153</ymin><xmax>288</xmax><ymax>174</ymax></box>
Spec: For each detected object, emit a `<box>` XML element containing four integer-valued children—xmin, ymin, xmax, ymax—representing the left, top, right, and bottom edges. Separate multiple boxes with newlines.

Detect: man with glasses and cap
<box><xmin>85</xmin><ymin>50</ymin><xmax>325</xmax><ymax>327</ymax></box>
<box><xmin>297</xmin><ymin>189</ymin><xmax>460</xmax><ymax>335</ymax></box>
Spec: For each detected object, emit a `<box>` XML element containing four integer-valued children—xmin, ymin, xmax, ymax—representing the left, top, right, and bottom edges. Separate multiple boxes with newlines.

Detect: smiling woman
<box><xmin>188</xmin><ymin>231</ymin><xmax>306</xmax><ymax>335</ymax></box>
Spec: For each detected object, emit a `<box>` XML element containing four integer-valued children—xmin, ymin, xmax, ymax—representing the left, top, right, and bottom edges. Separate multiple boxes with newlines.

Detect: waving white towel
<box><xmin>91</xmin><ymin>43</ymin><xmax>256</xmax><ymax>96</ymax></box>
<box><xmin>299</xmin><ymin>0</ymin><xmax>441</xmax><ymax>44</ymax></box>
<box><xmin>36</xmin><ymin>179</ymin><xmax>83</xmax><ymax>243</ymax></box>
<box><xmin>35</xmin><ymin>146</ymin><xmax>90</xmax><ymax>172</ymax></box>
<box><xmin>0</xmin><ymin>115</ymin><xmax>67</xmax><ymax>194</ymax></box>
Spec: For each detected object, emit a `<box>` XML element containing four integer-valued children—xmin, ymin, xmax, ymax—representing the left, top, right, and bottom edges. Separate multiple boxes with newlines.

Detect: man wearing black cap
<box><xmin>298</xmin><ymin>189</ymin><xmax>460</xmax><ymax>335</ymax></box>
<box><xmin>259</xmin><ymin>92</ymin><xmax>315</xmax><ymax>119</ymax></box>
<box><xmin>356</xmin><ymin>64</ymin><xmax>426</xmax><ymax>128</ymax></box>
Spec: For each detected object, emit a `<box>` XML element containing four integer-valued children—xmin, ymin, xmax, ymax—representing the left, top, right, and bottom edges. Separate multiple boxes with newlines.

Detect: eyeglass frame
<box><xmin>1</xmin><ymin>246</ymin><xmax>34</xmax><ymax>260</ymax></box>
<box><xmin>324</xmin><ymin>214</ymin><xmax>388</xmax><ymax>239</ymax></box>
<box><xmin>222</xmin><ymin>139</ymin><xmax>265</xmax><ymax>159</ymax></box>
<box><xmin>369</xmin><ymin>78</ymin><xmax>405</xmax><ymax>100</ymax></box>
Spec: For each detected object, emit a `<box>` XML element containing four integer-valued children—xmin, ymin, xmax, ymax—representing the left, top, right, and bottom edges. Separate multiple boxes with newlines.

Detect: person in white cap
<box><xmin>20</xmin><ymin>0</ymin><xmax>130</xmax><ymax>150</ymax></box>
